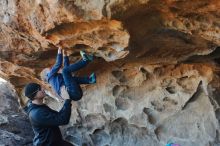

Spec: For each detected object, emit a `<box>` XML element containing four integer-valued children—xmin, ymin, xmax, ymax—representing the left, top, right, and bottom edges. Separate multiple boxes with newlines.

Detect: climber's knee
<box><xmin>67</xmin><ymin>90</ymin><xmax>82</xmax><ymax>101</ymax></box>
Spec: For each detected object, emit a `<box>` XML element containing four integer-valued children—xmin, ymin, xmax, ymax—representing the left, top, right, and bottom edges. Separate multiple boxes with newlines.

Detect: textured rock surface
<box><xmin>0</xmin><ymin>0</ymin><xmax>220</xmax><ymax>146</ymax></box>
<box><xmin>0</xmin><ymin>82</ymin><xmax>33</xmax><ymax>146</ymax></box>
<box><xmin>43</xmin><ymin>62</ymin><xmax>220</xmax><ymax>146</ymax></box>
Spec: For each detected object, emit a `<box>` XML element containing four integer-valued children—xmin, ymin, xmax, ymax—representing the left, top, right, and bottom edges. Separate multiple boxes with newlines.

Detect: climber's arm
<box><xmin>47</xmin><ymin>48</ymin><xmax>63</xmax><ymax>77</ymax></box>
<box><xmin>63</xmin><ymin>49</ymin><xmax>69</xmax><ymax>67</ymax></box>
<box><xmin>30</xmin><ymin>99</ymin><xmax>72</xmax><ymax>126</ymax></box>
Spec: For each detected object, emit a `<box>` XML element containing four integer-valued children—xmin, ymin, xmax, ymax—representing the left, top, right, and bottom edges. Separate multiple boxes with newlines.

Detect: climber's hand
<box><xmin>63</xmin><ymin>48</ymin><xmax>67</xmax><ymax>56</ymax></box>
<box><xmin>58</xmin><ymin>47</ymin><xmax>62</xmax><ymax>54</ymax></box>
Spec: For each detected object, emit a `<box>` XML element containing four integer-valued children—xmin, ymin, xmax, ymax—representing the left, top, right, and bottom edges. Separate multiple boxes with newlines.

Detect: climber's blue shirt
<box><xmin>46</xmin><ymin>53</ymin><xmax>69</xmax><ymax>96</ymax></box>
<box><xmin>23</xmin><ymin>99</ymin><xmax>72</xmax><ymax>146</ymax></box>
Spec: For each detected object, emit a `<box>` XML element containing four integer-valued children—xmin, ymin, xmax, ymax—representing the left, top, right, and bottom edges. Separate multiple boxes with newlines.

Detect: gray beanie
<box><xmin>24</xmin><ymin>83</ymin><xmax>41</xmax><ymax>100</ymax></box>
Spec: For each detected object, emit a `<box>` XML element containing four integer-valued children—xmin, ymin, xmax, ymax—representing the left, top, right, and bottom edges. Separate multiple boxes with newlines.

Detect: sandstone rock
<box><xmin>84</xmin><ymin>113</ymin><xmax>107</xmax><ymax>133</ymax></box>
<box><xmin>45</xmin><ymin>20</ymin><xmax>130</xmax><ymax>62</ymax></box>
<box><xmin>0</xmin><ymin>0</ymin><xmax>220</xmax><ymax>146</ymax></box>
<box><xmin>155</xmin><ymin>84</ymin><xmax>218</xmax><ymax>146</ymax></box>
<box><xmin>0</xmin><ymin>0</ymin><xmax>219</xmax><ymax>86</ymax></box>
<box><xmin>0</xmin><ymin>115</ymin><xmax>8</xmax><ymax>126</ymax></box>
<box><xmin>90</xmin><ymin>129</ymin><xmax>111</xmax><ymax>146</ymax></box>
<box><xmin>0</xmin><ymin>129</ymin><xmax>25</xmax><ymax>146</ymax></box>
<box><xmin>65</xmin><ymin>126</ymin><xmax>84</xmax><ymax>146</ymax></box>
<box><xmin>0</xmin><ymin>82</ymin><xmax>33</xmax><ymax>146</ymax></box>
<box><xmin>115</xmin><ymin>97</ymin><xmax>131</xmax><ymax>110</ymax></box>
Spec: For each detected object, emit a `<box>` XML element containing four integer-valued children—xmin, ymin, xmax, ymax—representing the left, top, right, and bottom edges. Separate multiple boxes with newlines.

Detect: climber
<box><xmin>41</xmin><ymin>47</ymin><xmax>96</xmax><ymax>101</ymax></box>
<box><xmin>23</xmin><ymin>83</ymin><xmax>74</xmax><ymax>146</ymax></box>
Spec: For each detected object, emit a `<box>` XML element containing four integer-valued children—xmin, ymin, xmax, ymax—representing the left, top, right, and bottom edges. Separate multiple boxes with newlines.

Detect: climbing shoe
<box><xmin>89</xmin><ymin>72</ymin><xmax>96</xmax><ymax>84</ymax></box>
<box><xmin>80</xmin><ymin>51</ymin><xmax>93</xmax><ymax>62</ymax></box>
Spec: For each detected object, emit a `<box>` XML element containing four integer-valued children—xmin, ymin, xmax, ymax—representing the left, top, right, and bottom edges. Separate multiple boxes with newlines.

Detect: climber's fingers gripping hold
<box><xmin>63</xmin><ymin>49</ymin><xmax>67</xmax><ymax>56</ymax></box>
<box><xmin>58</xmin><ymin>47</ymin><xmax>62</xmax><ymax>54</ymax></box>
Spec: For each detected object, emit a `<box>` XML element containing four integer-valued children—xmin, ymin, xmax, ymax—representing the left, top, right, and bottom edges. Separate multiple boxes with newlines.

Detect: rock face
<box><xmin>0</xmin><ymin>82</ymin><xmax>33</xmax><ymax>146</ymax></box>
<box><xmin>0</xmin><ymin>0</ymin><xmax>220</xmax><ymax>146</ymax></box>
<box><xmin>55</xmin><ymin>63</ymin><xmax>218</xmax><ymax>146</ymax></box>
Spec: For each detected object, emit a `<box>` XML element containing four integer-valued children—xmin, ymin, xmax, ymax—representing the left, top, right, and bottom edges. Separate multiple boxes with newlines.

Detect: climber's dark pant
<box><xmin>62</xmin><ymin>59</ymin><xmax>90</xmax><ymax>101</ymax></box>
<box><xmin>52</xmin><ymin>140</ymin><xmax>74</xmax><ymax>146</ymax></box>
